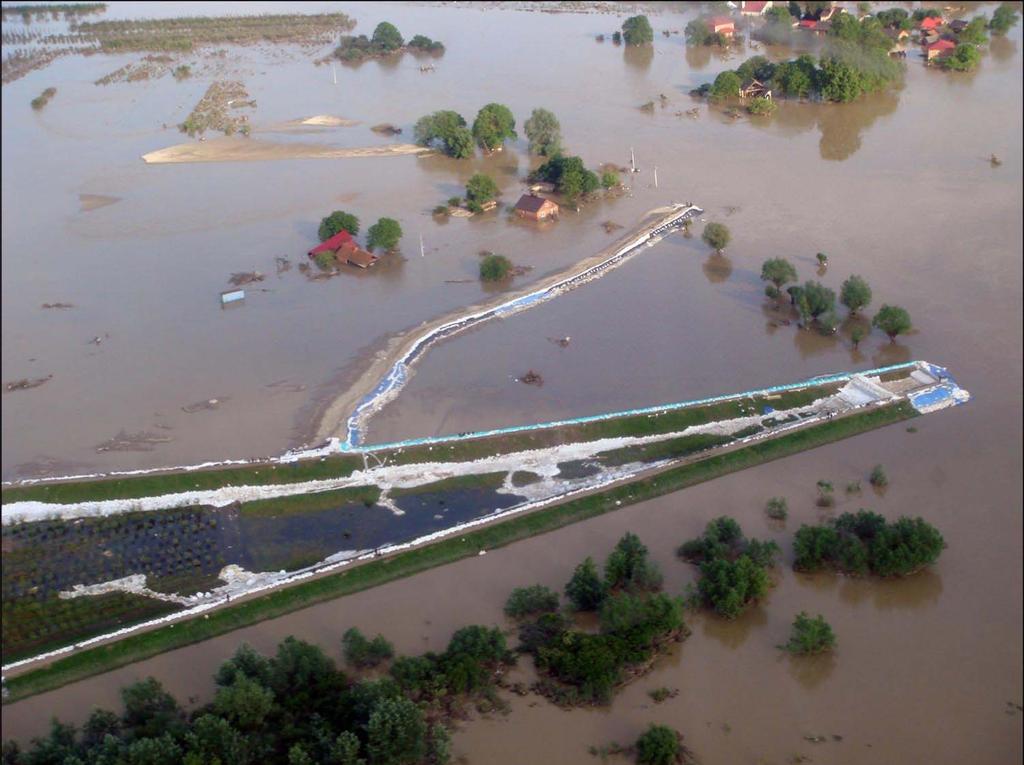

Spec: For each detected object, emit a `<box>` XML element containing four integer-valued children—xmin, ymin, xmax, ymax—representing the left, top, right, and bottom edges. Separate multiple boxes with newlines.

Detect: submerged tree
<box><xmin>872</xmin><ymin>304</ymin><xmax>912</xmax><ymax>342</ymax></box>
<box><xmin>565</xmin><ymin>556</ymin><xmax>607</xmax><ymax>611</ymax></box>
<box><xmin>465</xmin><ymin>173</ymin><xmax>499</xmax><ymax>203</ymax></box>
<box><xmin>413</xmin><ymin>110</ymin><xmax>474</xmax><ymax>158</ymax></box>
<box><xmin>471</xmin><ymin>103</ymin><xmax>516</xmax><ymax>151</ymax></box>
<box><xmin>367</xmin><ymin>217</ymin><xmax>403</xmax><ymax>252</ymax></box>
<box><xmin>622</xmin><ymin>14</ymin><xmax>654</xmax><ymax>45</ymax></box>
<box><xmin>318</xmin><ymin>210</ymin><xmax>360</xmax><ymax>241</ymax></box>
<box><xmin>701</xmin><ymin>222</ymin><xmax>731</xmax><ymax>253</ymax></box>
<box><xmin>523</xmin><ymin>107</ymin><xmax>562</xmax><ymax>156</ymax></box>
<box><xmin>781</xmin><ymin>612</ymin><xmax>836</xmax><ymax>654</ymax></box>
<box><xmin>761</xmin><ymin>258</ymin><xmax>798</xmax><ymax>294</ymax></box>
<box><xmin>840</xmin><ymin>274</ymin><xmax>872</xmax><ymax>315</ymax></box>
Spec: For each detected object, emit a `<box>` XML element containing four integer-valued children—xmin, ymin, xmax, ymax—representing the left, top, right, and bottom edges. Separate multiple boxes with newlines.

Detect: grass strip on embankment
<box><xmin>238</xmin><ymin>485</ymin><xmax>381</xmax><ymax>518</ymax></box>
<box><xmin>2</xmin><ymin>402</ymin><xmax>915</xmax><ymax>704</ymax></box>
<box><xmin>1</xmin><ymin>455</ymin><xmax>363</xmax><ymax>506</ymax></box>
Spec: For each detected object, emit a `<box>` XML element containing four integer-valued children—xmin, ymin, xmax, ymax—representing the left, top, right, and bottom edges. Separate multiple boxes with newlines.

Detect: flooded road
<box><xmin>1</xmin><ymin>1</ymin><xmax>1021</xmax><ymax>762</ymax></box>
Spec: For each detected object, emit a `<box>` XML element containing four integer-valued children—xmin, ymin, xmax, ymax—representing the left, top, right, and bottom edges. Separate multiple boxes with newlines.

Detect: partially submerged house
<box><xmin>308</xmin><ymin>229</ymin><xmax>378</xmax><ymax>269</ymax></box>
<box><xmin>925</xmin><ymin>38</ymin><xmax>956</xmax><ymax>60</ymax></box>
<box><xmin>740</xmin><ymin>79</ymin><xmax>772</xmax><ymax>99</ymax></box>
<box><xmin>707</xmin><ymin>16</ymin><xmax>736</xmax><ymax>37</ymax></box>
<box><xmin>514</xmin><ymin>194</ymin><xmax>559</xmax><ymax>221</ymax></box>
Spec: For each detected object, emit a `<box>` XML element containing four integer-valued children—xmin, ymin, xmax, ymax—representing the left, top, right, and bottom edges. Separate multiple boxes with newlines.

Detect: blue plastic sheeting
<box><xmin>340</xmin><ymin>360</ymin><xmax>920</xmax><ymax>454</ymax></box>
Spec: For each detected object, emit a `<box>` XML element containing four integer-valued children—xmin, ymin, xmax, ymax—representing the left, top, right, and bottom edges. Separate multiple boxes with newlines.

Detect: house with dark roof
<box><xmin>948</xmin><ymin>19</ymin><xmax>969</xmax><ymax>33</ymax></box>
<box><xmin>514</xmin><ymin>194</ymin><xmax>559</xmax><ymax>221</ymax></box>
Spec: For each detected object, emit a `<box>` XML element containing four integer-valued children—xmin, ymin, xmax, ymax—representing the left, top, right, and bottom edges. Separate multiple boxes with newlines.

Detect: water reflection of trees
<box><xmin>870</xmin><ymin>340</ymin><xmax>911</xmax><ymax>368</ymax></box>
<box><xmin>838</xmin><ymin>569</ymin><xmax>943</xmax><ymax>611</ymax></box>
<box><xmin>785</xmin><ymin>650</ymin><xmax>837</xmax><ymax>689</ymax></box>
<box><xmin>700</xmin><ymin>606</ymin><xmax>768</xmax><ymax>649</ymax></box>
<box><xmin>624</xmin><ymin>44</ymin><xmax>654</xmax><ymax>70</ymax></box>
<box><xmin>702</xmin><ymin>253</ymin><xmax>733</xmax><ymax>283</ymax></box>
<box><xmin>758</xmin><ymin>90</ymin><xmax>901</xmax><ymax>161</ymax></box>
<box><xmin>990</xmin><ymin>35</ymin><xmax>1017</xmax><ymax>63</ymax></box>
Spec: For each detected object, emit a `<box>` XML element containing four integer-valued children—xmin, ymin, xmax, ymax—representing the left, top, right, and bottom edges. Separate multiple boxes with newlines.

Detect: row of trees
<box><xmin>508</xmin><ymin>533</ymin><xmax>687</xmax><ymax>705</ymax></box>
<box><xmin>4</xmin><ymin>623</ymin><xmax>520</xmax><ymax>765</ymax></box>
<box><xmin>414</xmin><ymin>106</ymin><xmax>561</xmax><ymax>158</ymax></box>
<box><xmin>760</xmin><ymin>257</ymin><xmax>912</xmax><ymax>342</ymax></box>
<box><xmin>793</xmin><ymin>510</ymin><xmax>946</xmax><ymax>576</ymax></box>
<box><xmin>318</xmin><ymin>210</ymin><xmax>403</xmax><ymax>252</ymax></box>
<box><xmin>335</xmin><ymin>21</ymin><xmax>443</xmax><ymax>63</ymax></box>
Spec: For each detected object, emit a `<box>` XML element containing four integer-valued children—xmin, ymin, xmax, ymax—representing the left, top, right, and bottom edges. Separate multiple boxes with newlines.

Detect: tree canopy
<box><xmin>793</xmin><ymin>511</ymin><xmax>944</xmax><ymax>576</ymax></box>
<box><xmin>800</xmin><ymin>280</ymin><xmax>836</xmax><ymax>319</ymax></box>
<box><xmin>622</xmin><ymin>15</ymin><xmax>654</xmax><ymax>45</ymax></box>
<box><xmin>872</xmin><ymin>304</ymin><xmax>912</xmax><ymax>341</ymax></box>
<box><xmin>635</xmin><ymin>725</ymin><xmax>682</xmax><ymax>765</ymax></box>
<box><xmin>989</xmin><ymin>3</ymin><xmax>1021</xmax><ymax>35</ymax></box>
<box><xmin>840</xmin><ymin>274</ymin><xmax>872</xmax><ymax>315</ymax></box>
<box><xmin>471</xmin><ymin>103</ymin><xmax>516</xmax><ymax>151</ymax></box>
<box><xmin>708</xmin><ymin>70</ymin><xmax>741</xmax><ymax>101</ymax></box>
<box><xmin>701</xmin><ymin>221</ymin><xmax>731</xmax><ymax>252</ymax></box>
<box><xmin>761</xmin><ymin>258</ymin><xmax>798</xmax><ymax>290</ymax></box>
<box><xmin>565</xmin><ymin>556</ymin><xmax>607</xmax><ymax>611</ymax></box>
<box><xmin>366</xmin><ymin>217</ymin><xmax>403</xmax><ymax>251</ymax></box>
<box><xmin>942</xmin><ymin>43</ymin><xmax>982</xmax><ymax>71</ymax></box>
<box><xmin>371</xmin><ymin>21</ymin><xmax>403</xmax><ymax>52</ymax></box>
<box><xmin>531</xmin><ymin>154</ymin><xmax>600</xmax><ymax>201</ymax></box>
<box><xmin>781</xmin><ymin>612</ymin><xmax>836</xmax><ymax>654</ymax></box>
<box><xmin>318</xmin><ymin>210</ymin><xmax>359</xmax><ymax>241</ymax></box>
<box><xmin>479</xmin><ymin>253</ymin><xmax>512</xmax><ymax>282</ymax></box>
<box><xmin>465</xmin><ymin>173</ymin><xmax>499</xmax><ymax>203</ymax></box>
<box><xmin>413</xmin><ymin>110</ymin><xmax>474</xmax><ymax>158</ymax></box>
<box><xmin>523</xmin><ymin>107</ymin><xmax>562</xmax><ymax>156</ymax></box>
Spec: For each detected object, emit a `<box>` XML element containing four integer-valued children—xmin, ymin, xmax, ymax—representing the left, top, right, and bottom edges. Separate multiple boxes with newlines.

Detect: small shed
<box><xmin>514</xmin><ymin>194</ymin><xmax>559</xmax><ymax>221</ymax></box>
<box><xmin>925</xmin><ymin>38</ymin><xmax>956</xmax><ymax>60</ymax></box>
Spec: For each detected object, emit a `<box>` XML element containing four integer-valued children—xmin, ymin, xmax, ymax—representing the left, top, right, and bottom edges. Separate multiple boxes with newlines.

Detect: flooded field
<box><xmin>1</xmin><ymin>1</ymin><xmax>1021</xmax><ymax>763</ymax></box>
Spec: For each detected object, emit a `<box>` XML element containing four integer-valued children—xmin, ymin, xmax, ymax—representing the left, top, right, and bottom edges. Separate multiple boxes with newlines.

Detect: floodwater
<box><xmin>2</xmin><ymin>2</ymin><xmax>1021</xmax><ymax>763</ymax></box>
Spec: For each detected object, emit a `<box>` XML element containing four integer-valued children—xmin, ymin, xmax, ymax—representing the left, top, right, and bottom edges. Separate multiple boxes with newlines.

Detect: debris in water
<box><xmin>547</xmin><ymin>336</ymin><xmax>571</xmax><ymax>348</ymax></box>
<box><xmin>88</xmin><ymin>334</ymin><xmax>110</xmax><ymax>345</ymax></box>
<box><xmin>221</xmin><ymin>289</ymin><xmax>245</xmax><ymax>305</ymax></box>
<box><xmin>41</xmin><ymin>302</ymin><xmax>75</xmax><ymax>309</ymax></box>
<box><xmin>990</xmin><ymin>154</ymin><xmax>1002</xmax><ymax>166</ymax></box>
<box><xmin>724</xmin><ymin>206</ymin><xmax>741</xmax><ymax>216</ymax></box>
<box><xmin>95</xmin><ymin>430</ymin><xmax>173</xmax><ymax>452</ymax></box>
<box><xmin>602</xmin><ymin>220</ymin><xmax>624</xmax><ymax>233</ymax></box>
<box><xmin>371</xmin><ymin>123</ymin><xmax>403</xmax><ymax>135</ymax></box>
<box><xmin>182</xmin><ymin>397</ymin><xmax>226</xmax><ymax>413</ymax></box>
<box><xmin>803</xmin><ymin>735</ymin><xmax>827</xmax><ymax>744</ymax></box>
<box><xmin>518</xmin><ymin>370</ymin><xmax>544</xmax><ymax>386</ymax></box>
<box><xmin>5</xmin><ymin>375</ymin><xmax>53</xmax><ymax>392</ymax></box>
<box><xmin>275</xmin><ymin>257</ymin><xmax>291</xmax><ymax>274</ymax></box>
<box><xmin>228</xmin><ymin>271</ymin><xmax>265</xmax><ymax>286</ymax></box>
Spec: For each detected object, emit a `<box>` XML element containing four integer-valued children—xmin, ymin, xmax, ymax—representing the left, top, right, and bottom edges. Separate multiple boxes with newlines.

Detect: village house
<box><xmin>308</xmin><ymin>229</ymin><xmax>378</xmax><ymax>269</ymax></box>
<box><xmin>707</xmin><ymin>16</ymin><xmax>736</xmax><ymax>38</ymax></box>
<box><xmin>740</xmin><ymin>79</ymin><xmax>772</xmax><ymax>99</ymax></box>
<box><xmin>817</xmin><ymin>4</ymin><xmax>845</xmax><ymax>22</ymax></box>
<box><xmin>886</xmin><ymin>27</ymin><xmax>911</xmax><ymax>43</ymax></box>
<box><xmin>514</xmin><ymin>194</ymin><xmax>559</xmax><ymax>221</ymax></box>
<box><xmin>948</xmin><ymin>19</ymin><xmax>969</xmax><ymax>34</ymax></box>
<box><xmin>739</xmin><ymin>1</ymin><xmax>772</xmax><ymax>17</ymax></box>
<box><xmin>921</xmin><ymin>30</ymin><xmax>940</xmax><ymax>45</ymax></box>
<box><xmin>918</xmin><ymin>16</ymin><xmax>944</xmax><ymax>31</ymax></box>
<box><xmin>925</xmin><ymin>38</ymin><xmax>957</xmax><ymax>60</ymax></box>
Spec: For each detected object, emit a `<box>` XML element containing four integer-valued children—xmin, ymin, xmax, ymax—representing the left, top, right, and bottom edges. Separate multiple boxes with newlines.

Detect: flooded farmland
<box><xmin>1</xmin><ymin>2</ymin><xmax>1021</xmax><ymax>764</ymax></box>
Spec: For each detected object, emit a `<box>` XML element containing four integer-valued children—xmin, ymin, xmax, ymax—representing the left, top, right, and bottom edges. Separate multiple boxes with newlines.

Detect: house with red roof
<box><xmin>707</xmin><ymin>16</ymin><xmax>736</xmax><ymax>37</ymax></box>
<box><xmin>798</xmin><ymin>18</ymin><xmax>818</xmax><ymax>30</ymax></box>
<box><xmin>925</xmin><ymin>38</ymin><xmax>957</xmax><ymax>60</ymax></box>
<box><xmin>739</xmin><ymin>1</ymin><xmax>772</xmax><ymax>16</ymax></box>
<box><xmin>919</xmin><ymin>16</ymin><xmax>944</xmax><ymax>31</ymax></box>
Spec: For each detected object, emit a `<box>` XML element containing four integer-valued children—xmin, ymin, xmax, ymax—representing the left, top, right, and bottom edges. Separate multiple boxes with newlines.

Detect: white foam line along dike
<box><xmin>0</xmin><ymin>204</ymin><xmax>700</xmax><ymax>490</ymax></box>
<box><xmin>1</xmin><ymin>363</ymin><xmax>970</xmax><ymax>677</ymax></box>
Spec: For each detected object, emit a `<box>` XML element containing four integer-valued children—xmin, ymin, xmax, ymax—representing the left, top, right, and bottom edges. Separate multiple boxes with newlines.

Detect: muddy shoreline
<box><xmin>141</xmin><ymin>137</ymin><xmax>431</xmax><ymax>164</ymax></box>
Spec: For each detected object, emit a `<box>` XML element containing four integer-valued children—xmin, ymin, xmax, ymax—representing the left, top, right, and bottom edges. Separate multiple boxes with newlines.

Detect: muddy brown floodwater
<box><xmin>1</xmin><ymin>1</ymin><xmax>1021</xmax><ymax>763</ymax></box>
